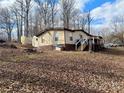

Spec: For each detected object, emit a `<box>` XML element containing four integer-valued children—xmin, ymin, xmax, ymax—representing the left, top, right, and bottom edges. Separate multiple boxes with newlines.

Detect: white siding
<box><xmin>32</xmin><ymin>31</ymin><xmax>65</xmax><ymax>47</ymax></box>
<box><xmin>32</xmin><ymin>30</ymin><xmax>91</xmax><ymax>47</ymax></box>
<box><xmin>65</xmin><ymin>31</ymin><xmax>89</xmax><ymax>44</ymax></box>
<box><xmin>53</xmin><ymin>31</ymin><xmax>65</xmax><ymax>45</ymax></box>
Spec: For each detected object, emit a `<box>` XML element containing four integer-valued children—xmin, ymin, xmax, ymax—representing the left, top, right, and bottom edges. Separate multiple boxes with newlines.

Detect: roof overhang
<box><xmin>36</xmin><ymin>28</ymin><xmax>103</xmax><ymax>39</ymax></box>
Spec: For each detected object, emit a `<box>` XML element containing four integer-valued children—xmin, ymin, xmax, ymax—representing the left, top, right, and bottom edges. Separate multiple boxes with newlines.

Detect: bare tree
<box><xmin>80</xmin><ymin>13</ymin><xmax>88</xmax><ymax>30</ymax></box>
<box><xmin>33</xmin><ymin>9</ymin><xmax>42</xmax><ymax>35</ymax></box>
<box><xmin>71</xmin><ymin>9</ymin><xmax>80</xmax><ymax>29</ymax></box>
<box><xmin>12</xmin><ymin>0</ymin><xmax>33</xmax><ymax>38</ymax></box>
<box><xmin>11</xmin><ymin>6</ymin><xmax>20</xmax><ymax>42</ymax></box>
<box><xmin>61</xmin><ymin>0</ymin><xmax>75</xmax><ymax>28</ymax></box>
<box><xmin>11</xmin><ymin>0</ymin><xmax>27</xmax><ymax>42</ymax></box>
<box><xmin>111</xmin><ymin>16</ymin><xmax>124</xmax><ymax>32</ymax></box>
<box><xmin>86</xmin><ymin>10</ymin><xmax>94</xmax><ymax>52</ymax></box>
<box><xmin>87</xmin><ymin>11</ymin><xmax>93</xmax><ymax>34</ymax></box>
<box><xmin>74</xmin><ymin>13</ymin><xmax>87</xmax><ymax>30</ymax></box>
<box><xmin>49</xmin><ymin>0</ymin><xmax>58</xmax><ymax>28</ymax></box>
<box><xmin>111</xmin><ymin>15</ymin><xmax>124</xmax><ymax>43</ymax></box>
<box><xmin>29</xmin><ymin>13</ymin><xmax>34</xmax><ymax>36</ymax></box>
<box><xmin>0</xmin><ymin>8</ymin><xmax>15</xmax><ymax>41</ymax></box>
<box><xmin>35</xmin><ymin>0</ymin><xmax>51</xmax><ymax>29</ymax></box>
<box><xmin>24</xmin><ymin>0</ymin><xmax>32</xmax><ymax>37</ymax></box>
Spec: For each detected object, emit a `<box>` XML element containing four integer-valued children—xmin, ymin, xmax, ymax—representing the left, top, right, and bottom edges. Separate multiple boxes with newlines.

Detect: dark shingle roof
<box><xmin>36</xmin><ymin>28</ymin><xmax>102</xmax><ymax>39</ymax></box>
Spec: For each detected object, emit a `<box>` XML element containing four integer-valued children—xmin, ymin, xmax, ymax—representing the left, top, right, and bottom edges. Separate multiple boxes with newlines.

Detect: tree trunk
<box><xmin>15</xmin><ymin>14</ymin><xmax>21</xmax><ymax>43</ymax></box>
<box><xmin>52</xmin><ymin>11</ymin><xmax>54</xmax><ymax>28</ymax></box>
<box><xmin>8</xmin><ymin>32</ymin><xmax>11</xmax><ymax>42</ymax></box>
<box><xmin>26</xmin><ymin>10</ymin><xmax>29</xmax><ymax>37</ymax></box>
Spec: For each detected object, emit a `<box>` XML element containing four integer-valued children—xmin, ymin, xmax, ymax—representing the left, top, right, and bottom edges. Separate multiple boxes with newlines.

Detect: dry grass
<box><xmin>0</xmin><ymin>47</ymin><xmax>123</xmax><ymax>93</ymax></box>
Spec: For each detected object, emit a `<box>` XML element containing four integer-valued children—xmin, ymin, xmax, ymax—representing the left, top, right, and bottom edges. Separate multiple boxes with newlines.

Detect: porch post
<box><xmin>93</xmin><ymin>37</ymin><xmax>95</xmax><ymax>51</ymax></box>
<box><xmin>89</xmin><ymin>37</ymin><xmax>92</xmax><ymax>52</ymax></box>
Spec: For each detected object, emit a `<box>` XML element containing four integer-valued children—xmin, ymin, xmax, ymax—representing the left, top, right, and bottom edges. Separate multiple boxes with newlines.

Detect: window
<box><xmin>55</xmin><ymin>37</ymin><xmax>58</xmax><ymax>41</ymax></box>
<box><xmin>70</xmin><ymin>37</ymin><xmax>73</xmax><ymax>41</ymax></box>
<box><xmin>41</xmin><ymin>38</ymin><xmax>44</xmax><ymax>43</ymax></box>
<box><xmin>69</xmin><ymin>33</ymin><xmax>73</xmax><ymax>41</ymax></box>
<box><xmin>36</xmin><ymin>38</ymin><xmax>38</xmax><ymax>41</ymax></box>
<box><xmin>80</xmin><ymin>35</ymin><xmax>82</xmax><ymax>38</ymax></box>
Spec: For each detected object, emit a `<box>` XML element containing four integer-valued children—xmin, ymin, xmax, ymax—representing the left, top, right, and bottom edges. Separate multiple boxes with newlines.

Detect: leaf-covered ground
<box><xmin>0</xmin><ymin>47</ymin><xmax>124</xmax><ymax>93</ymax></box>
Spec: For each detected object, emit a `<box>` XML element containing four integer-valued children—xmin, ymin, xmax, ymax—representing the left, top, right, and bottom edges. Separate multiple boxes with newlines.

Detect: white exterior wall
<box><xmin>65</xmin><ymin>31</ymin><xmax>89</xmax><ymax>44</ymax></box>
<box><xmin>21</xmin><ymin>36</ymin><xmax>32</xmax><ymax>45</ymax></box>
<box><xmin>32</xmin><ymin>31</ymin><xmax>65</xmax><ymax>47</ymax></box>
<box><xmin>53</xmin><ymin>31</ymin><xmax>65</xmax><ymax>45</ymax></box>
<box><xmin>32</xmin><ymin>36</ymin><xmax>39</xmax><ymax>47</ymax></box>
<box><xmin>32</xmin><ymin>30</ymin><xmax>91</xmax><ymax>47</ymax></box>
